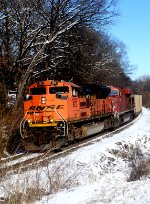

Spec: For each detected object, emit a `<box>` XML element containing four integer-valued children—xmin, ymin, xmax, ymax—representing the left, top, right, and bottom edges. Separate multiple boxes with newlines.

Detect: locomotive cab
<box><xmin>24</xmin><ymin>80</ymin><xmax>80</xmax><ymax>128</ymax></box>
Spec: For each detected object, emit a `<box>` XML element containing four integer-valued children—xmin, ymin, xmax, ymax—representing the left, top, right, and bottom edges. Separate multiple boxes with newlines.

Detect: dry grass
<box><xmin>0</xmin><ymin>116</ymin><xmax>7</xmax><ymax>158</ymax></box>
<box><xmin>107</xmin><ymin>142</ymin><xmax>150</xmax><ymax>182</ymax></box>
<box><xmin>129</xmin><ymin>160</ymin><xmax>150</xmax><ymax>181</ymax></box>
<box><xmin>0</xmin><ymin>158</ymin><xmax>81</xmax><ymax>203</ymax></box>
<box><xmin>0</xmin><ymin>187</ymin><xmax>45</xmax><ymax>204</ymax></box>
<box><xmin>0</xmin><ymin>105</ymin><xmax>24</xmax><ymax>157</ymax></box>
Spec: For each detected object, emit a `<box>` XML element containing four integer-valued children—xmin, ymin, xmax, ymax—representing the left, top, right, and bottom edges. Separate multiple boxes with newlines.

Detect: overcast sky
<box><xmin>110</xmin><ymin>0</ymin><xmax>150</xmax><ymax>80</ymax></box>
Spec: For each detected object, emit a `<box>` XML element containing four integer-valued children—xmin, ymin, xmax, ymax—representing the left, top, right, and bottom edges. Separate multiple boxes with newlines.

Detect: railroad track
<box><xmin>0</xmin><ymin>114</ymin><xmax>141</xmax><ymax>177</ymax></box>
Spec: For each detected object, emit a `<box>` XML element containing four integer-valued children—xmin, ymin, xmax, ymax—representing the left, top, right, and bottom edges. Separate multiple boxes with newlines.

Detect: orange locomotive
<box><xmin>22</xmin><ymin>80</ymin><xmax>140</xmax><ymax>151</ymax></box>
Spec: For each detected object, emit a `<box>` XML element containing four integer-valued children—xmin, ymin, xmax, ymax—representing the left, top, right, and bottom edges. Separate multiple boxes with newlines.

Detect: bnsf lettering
<box><xmin>47</xmin><ymin>105</ymin><xmax>55</xmax><ymax>110</ymax></box>
<box><xmin>37</xmin><ymin>106</ymin><xmax>45</xmax><ymax>110</ymax></box>
<box><xmin>29</xmin><ymin>106</ymin><xmax>45</xmax><ymax>110</ymax></box>
<box><xmin>29</xmin><ymin>105</ymin><xmax>64</xmax><ymax>111</ymax></box>
<box><xmin>56</xmin><ymin>105</ymin><xmax>64</xmax><ymax>109</ymax></box>
<box><xmin>29</xmin><ymin>106</ymin><xmax>36</xmax><ymax>110</ymax></box>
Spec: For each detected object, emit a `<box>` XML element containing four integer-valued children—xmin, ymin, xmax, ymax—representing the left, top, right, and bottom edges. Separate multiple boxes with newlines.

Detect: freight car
<box><xmin>13</xmin><ymin>80</ymin><xmax>141</xmax><ymax>152</ymax></box>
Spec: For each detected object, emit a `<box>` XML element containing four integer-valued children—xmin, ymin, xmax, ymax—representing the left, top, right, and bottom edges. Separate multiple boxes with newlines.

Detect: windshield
<box><xmin>30</xmin><ymin>87</ymin><xmax>46</xmax><ymax>95</ymax></box>
<box><xmin>49</xmin><ymin>86</ymin><xmax>69</xmax><ymax>94</ymax></box>
<box><xmin>109</xmin><ymin>90</ymin><xmax>119</xmax><ymax>96</ymax></box>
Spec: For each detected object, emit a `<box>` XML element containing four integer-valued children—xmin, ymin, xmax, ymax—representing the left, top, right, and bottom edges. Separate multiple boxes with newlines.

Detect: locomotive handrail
<box><xmin>54</xmin><ymin>109</ymin><xmax>68</xmax><ymax>136</ymax></box>
<box><xmin>109</xmin><ymin>104</ymin><xmax>119</xmax><ymax>119</ymax></box>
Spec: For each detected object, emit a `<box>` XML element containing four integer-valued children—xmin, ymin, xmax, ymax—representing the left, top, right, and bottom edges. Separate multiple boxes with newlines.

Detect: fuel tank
<box><xmin>82</xmin><ymin>122</ymin><xmax>104</xmax><ymax>137</ymax></box>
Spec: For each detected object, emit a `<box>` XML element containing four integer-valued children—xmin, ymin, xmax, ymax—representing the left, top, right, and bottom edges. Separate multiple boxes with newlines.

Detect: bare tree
<box><xmin>80</xmin><ymin>32</ymin><xmax>133</xmax><ymax>86</ymax></box>
<box><xmin>0</xmin><ymin>0</ymin><xmax>118</xmax><ymax>100</ymax></box>
<box><xmin>134</xmin><ymin>75</ymin><xmax>150</xmax><ymax>107</ymax></box>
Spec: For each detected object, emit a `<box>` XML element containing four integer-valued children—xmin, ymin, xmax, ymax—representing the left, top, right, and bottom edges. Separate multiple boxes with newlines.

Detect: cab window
<box><xmin>109</xmin><ymin>90</ymin><xmax>119</xmax><ymax>96</ymax></box>
<box><xmin>49</xmin><ymin>86</ymin><xmax>69</xmax><ymax>94</ymax></box>
<box><xmin>30</xmin><ymin>87</ymin><xmax>46</xmax><ymax>95</ymax></box>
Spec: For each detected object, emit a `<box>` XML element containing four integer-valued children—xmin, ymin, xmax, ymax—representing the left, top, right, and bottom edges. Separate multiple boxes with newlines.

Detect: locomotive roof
<box><xmin>29</xmin><ymin>80</ymin><xmax>80</xmax><ymax>88</ymax></box>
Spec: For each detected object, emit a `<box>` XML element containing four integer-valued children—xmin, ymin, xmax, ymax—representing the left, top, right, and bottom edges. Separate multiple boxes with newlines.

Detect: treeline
<box><xmin>0</xmin><ymin>0</ymin><xmax>149</xmax><ymax>108</ymax></box>
<box><xmin>132</xmin><ymin>76</ymin><xmax>150</xmax><ymax>108</ymax></box>
<box><xmin>0</xmin><ymin>0</ymin><xmax>132</xmax><ymax>104</ymax></box>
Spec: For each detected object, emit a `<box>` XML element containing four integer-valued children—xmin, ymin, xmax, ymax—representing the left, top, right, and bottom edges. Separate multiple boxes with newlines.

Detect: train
<box><xmin>12</xmin><ymin>79</ymin><xmax>141</xmax><ymax>152</ymax></box>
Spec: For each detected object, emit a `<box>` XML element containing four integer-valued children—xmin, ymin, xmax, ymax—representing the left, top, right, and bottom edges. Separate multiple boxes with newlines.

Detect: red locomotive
<box><xmin>21</xmin><ymin>80</ymin><xmax>142</xmax><ymax>151</ymax></box>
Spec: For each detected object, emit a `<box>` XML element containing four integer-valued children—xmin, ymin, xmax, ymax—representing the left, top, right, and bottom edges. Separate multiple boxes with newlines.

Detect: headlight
<box><xmin>50</xmin><ymin>119</ymin><xmax>54</xmax><ymax>123</ymax></box>
<box><xmin>41</xmin><ymin>97</ymin><xmax>46</xmax><ymax>104</ymax></box>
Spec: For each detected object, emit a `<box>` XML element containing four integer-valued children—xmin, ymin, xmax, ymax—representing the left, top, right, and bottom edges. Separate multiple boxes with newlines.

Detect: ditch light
<box><xmin>41</xmin><ymin>97</ymin><xmax>46</xmax><ymax>104</ymax></box>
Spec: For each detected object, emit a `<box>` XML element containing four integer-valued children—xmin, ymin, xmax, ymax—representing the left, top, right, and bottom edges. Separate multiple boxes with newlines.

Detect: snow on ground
<box><xmin>41</xmin><ymin>177</ymin><xmax>150</xmax><ymax>204</ymax></box>
<box><xmin>35</xmin><ymin>107</ymin><xmax>150</xmax><ymax>203</ymax></box>
<box><xmin>0</xmin><ymin>108</ymin><xmax>150</xmax><ymax>203</ymax></box>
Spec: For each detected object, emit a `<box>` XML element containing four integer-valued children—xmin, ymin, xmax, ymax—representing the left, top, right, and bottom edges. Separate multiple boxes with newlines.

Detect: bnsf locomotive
<box><xmin>20</xmin><ymin>80</ymin><xmax>142</xmax><ymax>151</ymax></box>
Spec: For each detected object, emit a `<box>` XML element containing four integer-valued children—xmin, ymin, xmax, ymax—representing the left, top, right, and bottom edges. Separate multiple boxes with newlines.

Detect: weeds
<box><xmin>107</xmin><ymin>141</ymin><xmax>150</xmax><ymax>182</ymax></box>
<box><xmin>0</xmin><ymin>158</ymin><xmax>81</xmax><ymax>203</ymax></box>
<box><xmin>129</xmin><ymin>160</ymin><xmax>150</xmax><ymax>181</ymax></box>
<box><xmin>0</xmin><ymin>104</ymin><xmax>24</xmax><ymax>158</ymax></box>
<box><xmin>0</xmin><ymin>117</ymin><xmax>7</xmax><ymax>158</ymax></box>
<box><xmin>1</xmin><ymin>187</ymin><xmax>45</xmax><ymax>204</ymax></box>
